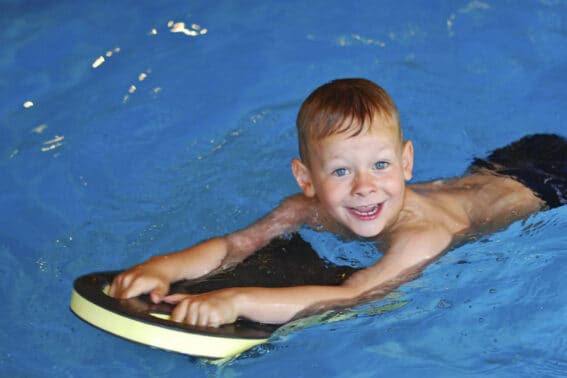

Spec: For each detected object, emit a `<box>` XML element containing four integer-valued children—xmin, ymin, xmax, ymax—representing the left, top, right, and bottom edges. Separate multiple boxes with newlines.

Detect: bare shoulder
<box><xmin>393</xmin><ymin>188</ymin><xmax>470</xmax><ymax>241</ymax></box>
<box><xmin>217</xmin><ymin>194</ymin><xmax>317</xmax><ymax>267</ymax></box>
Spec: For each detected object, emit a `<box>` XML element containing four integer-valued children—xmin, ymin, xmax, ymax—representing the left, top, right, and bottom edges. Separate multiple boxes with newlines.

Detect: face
<box><xmin>292</xmin><ymin>119</ymin><xmax>413</xmax><ymax>238</ymax></box>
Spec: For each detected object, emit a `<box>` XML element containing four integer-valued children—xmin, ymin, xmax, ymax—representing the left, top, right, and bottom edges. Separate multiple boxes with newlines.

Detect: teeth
<box><xmin>352</xmin><ymin>205</ymin><xmax>378</xmax><ymax>215</ymax></box>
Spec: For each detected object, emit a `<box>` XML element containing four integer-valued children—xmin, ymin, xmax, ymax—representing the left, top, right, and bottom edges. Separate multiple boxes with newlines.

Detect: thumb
<box><xmin>149</xmin><ymin>283</ymin><xmax>168</xmax><ymax>304</ymax></box>
<box><xmin>163</xmin><ymin>293</ymin><xmax>191</xmax><ymax>304</ymax></box>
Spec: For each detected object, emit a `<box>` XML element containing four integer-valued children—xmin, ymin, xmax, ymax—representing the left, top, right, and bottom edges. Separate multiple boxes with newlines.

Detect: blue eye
<box><xmin>375</xmin><ymin>161</ymin><xmax>389</xmax><ymax>170</ymax></box>
<box><xmin>333</xmin><ymin>168</ymin><xmax>349</xmax><ymax>177</ymax></box>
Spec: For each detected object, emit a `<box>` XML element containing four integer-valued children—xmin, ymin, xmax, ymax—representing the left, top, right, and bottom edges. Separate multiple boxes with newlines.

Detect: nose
<box><xmin>351</xmin><ymin>171</ymin><xmax>376</xmax><ymax>197</ymax></box>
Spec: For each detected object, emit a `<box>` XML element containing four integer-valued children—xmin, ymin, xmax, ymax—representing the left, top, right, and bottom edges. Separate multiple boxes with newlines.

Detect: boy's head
<box><xmin>296</xmin><ymin>78</ymin><xmax>401</xmax><ymax>164</ymax></box>
<box><xmin>292</xmin><ymin>78</ymin><xmax>413</xmax><ymax>238</ymax></box>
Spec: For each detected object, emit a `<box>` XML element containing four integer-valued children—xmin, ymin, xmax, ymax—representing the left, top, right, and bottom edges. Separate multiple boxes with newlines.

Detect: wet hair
<box><xmin>296</xmin><ymin>78</ymin><xmax>400</xmax><ymax>161</ymax></box>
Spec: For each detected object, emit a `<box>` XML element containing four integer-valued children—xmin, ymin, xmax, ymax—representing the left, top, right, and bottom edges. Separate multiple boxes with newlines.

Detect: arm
<box><xmin>165</xmin><ymin>228</ymin><xmax>453</xmax><ymax>326</ymax></box>
<box><xmin>109</xmin><ymin>194</ymin><xmax>316</xmax><ymax>302</ymax></box>
<box><xmin>108</xmin><ymin>237</ymin><xmax>230</xmax><ymax>302</ymax></box>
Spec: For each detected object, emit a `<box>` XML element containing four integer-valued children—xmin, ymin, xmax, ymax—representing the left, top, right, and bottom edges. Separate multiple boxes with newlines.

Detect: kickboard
<box><xmin>70</xmin><ymin>234</ymin><xmax>357</xmax><ymax>359</ymax></box>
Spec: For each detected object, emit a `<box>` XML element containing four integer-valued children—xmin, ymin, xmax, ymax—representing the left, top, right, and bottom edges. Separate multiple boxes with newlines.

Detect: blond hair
<box><xmin>296</xmin><ymin>78</ymin><xmax>400</xmax><ymax>161</ymax></box>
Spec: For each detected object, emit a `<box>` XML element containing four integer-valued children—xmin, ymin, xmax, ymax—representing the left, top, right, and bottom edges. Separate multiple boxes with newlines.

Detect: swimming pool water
<box><xmin>1</xmin><ymin>0</ymin><xmax>566</xmax><ymax>376</ymax></box>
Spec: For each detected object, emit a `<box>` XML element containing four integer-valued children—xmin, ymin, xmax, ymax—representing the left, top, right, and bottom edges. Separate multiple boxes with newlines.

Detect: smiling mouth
<box><xmin>348</xmin><ymin>203</ymin><xmax>382</xmax><ymax>220</ymax></box>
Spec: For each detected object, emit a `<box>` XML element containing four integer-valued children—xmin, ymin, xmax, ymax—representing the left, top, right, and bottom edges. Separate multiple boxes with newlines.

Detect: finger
<box><xmin>117</xmin><ymin>278</ymin><xmax>143</xmax><ymax>299</ymax></box>
<box><xmin>119</xmin><ymin>276</ymin><xmax>158</xmax><ymax>299</ymax></box>
<box><xmin>188</xmin><ymin>301</ymin><xmax>200</xmax><ymax>326</ymax></box>
<box><xmin>197</xmin><ymin>305</ymin><xmax>209</xmax><ymax>327</ymax></box>
<box><xmin>149</xmin><ymin>284</ymin><xmax>168</xmax><ymax>304</ymax></box>
<box><xmin>108</xmin><ymin>281</ymin><xmax>116</xmax><ymax>297</ymax></box>
<box><xmin>171</xmin><ymin>299</ymin><xmax>189</xmax><ymax>323</ymax></box>
<box><xmin>109</xmin><ymin>273</ymin><xmax>129</xmax><ymax>298</ymax></box>
<box><xmin>208</xmin><ymin>312</ymin><xmax>221</xmax><ymax>328</ymax></box>
<box><xmin>163</xmin><ymin>293</ymin><xmax>188</xmax><ymax>304</ymax></box>
<box><xmin>119</xmin><ymin>274</ymin><xmax>142</xmax><ymax>298</ymax></box>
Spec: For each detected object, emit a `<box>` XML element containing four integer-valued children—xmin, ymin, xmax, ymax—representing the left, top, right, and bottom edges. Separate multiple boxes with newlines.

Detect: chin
<box><xmin>348</xmin><ymin>225</ymin><xmax>382</xmax><ymax>239</ymax></box>
<box><xmin>357</xmin><ymin>231</ymin><xmax>381</xmax><ymax>239</ymax></box>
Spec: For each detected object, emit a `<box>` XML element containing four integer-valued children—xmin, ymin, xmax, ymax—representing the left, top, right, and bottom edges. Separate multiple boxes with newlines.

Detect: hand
<box><xmin>164</xmin><ymin>289</ymin><xmax>240</xmax><ymax>327</ymax></box>
<box><xmin>108</xmin><ymin>262</ymin><xmax>170</xmax><ymax>304</ymax></box>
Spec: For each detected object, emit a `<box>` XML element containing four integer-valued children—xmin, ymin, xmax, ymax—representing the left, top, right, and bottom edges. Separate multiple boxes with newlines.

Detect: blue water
<box><xmin>1</xmin><ymin>0</ymin><xmax>566</xmax><ymax>376</ymax></box>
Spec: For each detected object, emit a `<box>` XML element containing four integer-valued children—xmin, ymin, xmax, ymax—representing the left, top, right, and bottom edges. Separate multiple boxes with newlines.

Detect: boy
<box><xmin>109</xmin><ymin>78</ymin><xmax>566</xmax><ymax>327</ymax></box>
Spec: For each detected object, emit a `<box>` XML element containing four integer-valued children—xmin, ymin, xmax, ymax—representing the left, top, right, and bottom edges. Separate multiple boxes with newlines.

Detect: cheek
<box><xmin>383</xmin><ymin>175</ymin><xmax>406</xmax><ymax>197</ymax></box>
<box><xmin>316</xmin><ymin>180</ymin><xmax>346</xmax><ymax>206</ymax></box>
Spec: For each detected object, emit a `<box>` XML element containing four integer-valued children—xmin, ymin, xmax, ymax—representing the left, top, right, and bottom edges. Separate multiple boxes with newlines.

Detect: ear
<box><xmin>402</xmin><ymin>140</ymin><xmax>414</xmax><ymax>181</ymax></box>
<box><xmin>291</xmin><ymin>158</ymin><xmax>316</xmax><ymax>197</ymax></box>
